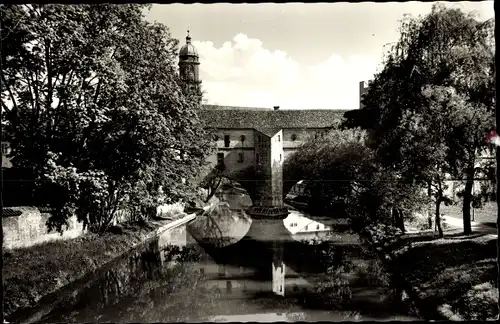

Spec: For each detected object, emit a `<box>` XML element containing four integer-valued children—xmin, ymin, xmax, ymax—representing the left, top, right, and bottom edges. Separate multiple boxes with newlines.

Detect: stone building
<box><xmin>178</xmin><ymin>32</ymin><xmax>352</xmax><ymax>200</ymax></box>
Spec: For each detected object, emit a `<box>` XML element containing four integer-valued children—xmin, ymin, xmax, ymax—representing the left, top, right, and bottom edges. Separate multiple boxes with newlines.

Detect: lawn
<box><xmin>392</xmin><ymin>232</ymin><xmax>498</xmax><ymax>320</ymax></box>
<box><xmin>2</xmin><ymin>220</ymin><xmax>171</xmax><ymax>321</ymax></box>
<box><xmin>442</xmin><ymin>202</ymin><xmax>497</xmax><ymax>225</ymax></box>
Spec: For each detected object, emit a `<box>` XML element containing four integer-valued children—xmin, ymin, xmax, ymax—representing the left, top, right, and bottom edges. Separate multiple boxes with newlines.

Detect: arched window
<box><xmin>291</xmin><ymin>134</ymin><xmax>297</xmax><ymax>141</ymax></box>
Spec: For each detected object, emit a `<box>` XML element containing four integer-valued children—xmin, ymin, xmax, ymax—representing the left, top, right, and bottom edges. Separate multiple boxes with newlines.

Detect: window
<box><xmin>217</xmin><ymin>153</ymin><xmax>224</xmax><ymax>165</ymax></box>
<box><xmin>305</xmin><ymin>225</ymin><xmax>308</xmax><ymax>230</ymax></box>
<box><xmin>291</xmin><ymin>134</ymin><xmax>297</xmax><ymax>141</ymax></box>
<box><xmin>238</xmin><ymin>152</ymin><xmax>244</xmax><ymax>163</ymax></box>
<box><xmin>224</xmin><ymin>135</ymin><xmax>230</xmax><ymax>147</ymax></box>
<box><xmin>256</xmin><ymin>153</ymin><xmax>260</xmax><ymax>164</ymax></box>
<box><xmin>279</xmin><ymin>154</ymin><xmax>282</xmax><ymax>161</ymax></box>
<box><xmin>258</xmin><ymin>135</ymin><xmax>261</xmax><ymax>143</ymax></box>
<box><xmin>277</xmin><ymin>135</ymin><xmax>281</xmax><ymax>142</ymax></box>
<box><xmin>240</xmin><ymin>135</ymin><xmax>246</xmax><ymax>142</ymax></box>
<box><xmin>316</xmin><ymin>224</ymin><xmax>320</xmax><ymax>230</ymax></box>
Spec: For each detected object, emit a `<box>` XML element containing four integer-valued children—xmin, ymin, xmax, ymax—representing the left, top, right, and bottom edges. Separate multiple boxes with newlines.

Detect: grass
<box><xmin>391</xmin><ymin>231</ymin><xmax>498</xmax><ymax>321</ymax></box>
<box><xmin>441</xmin><ymin>201</ymin><xmax>497</xmax><ymax>225</ymax></box>
<box><xmin>449</xmin><ymin>282</ymin><xmax>499</xmax><ymax>320</ymax></box>
<box><xmin>2</xmin><ymin>220</ymin><xmax>173</xmax><ymax>319</ymax></box>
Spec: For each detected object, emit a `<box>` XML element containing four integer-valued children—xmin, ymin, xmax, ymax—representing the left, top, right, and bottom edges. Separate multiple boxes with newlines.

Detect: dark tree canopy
<box><xmin>1</xmin><ymin>4</ymin><xmax>214</xmax><ymax>232</ymax></box>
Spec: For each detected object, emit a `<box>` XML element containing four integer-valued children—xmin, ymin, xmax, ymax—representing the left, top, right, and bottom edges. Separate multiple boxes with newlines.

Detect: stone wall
<box><xmin>3</xmin><ymin>207</ymin><xmax>86</xmax><ymax>250</ymax></box>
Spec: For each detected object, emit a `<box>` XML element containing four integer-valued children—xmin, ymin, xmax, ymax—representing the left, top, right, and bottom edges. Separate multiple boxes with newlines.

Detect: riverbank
<box><xmin>365</xmin><ymin>218</ymin><xmax>498</xmax><ymax>321</ymax></box>
<box><xmin>396</xmin><ymin>231</ymin><xmax>497</xmax><ymax>321</ymax></box>
<box><xmin>3</xmin><ymin>214</ymin><xmax>194</xmax><ymax>321</ymax></box>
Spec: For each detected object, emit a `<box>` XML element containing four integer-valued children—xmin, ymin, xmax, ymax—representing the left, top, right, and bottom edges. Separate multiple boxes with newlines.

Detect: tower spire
<box><xmin>186</xmin><ymin>29</ymin><xmax>191</xmax><ymax>44</ymax></box>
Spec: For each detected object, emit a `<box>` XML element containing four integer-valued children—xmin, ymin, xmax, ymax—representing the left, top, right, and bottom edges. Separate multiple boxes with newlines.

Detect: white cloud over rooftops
<box><xmin>193</xmin><ymin>33</ymin><xmax>381</xmax><ymax>110</ymax></box>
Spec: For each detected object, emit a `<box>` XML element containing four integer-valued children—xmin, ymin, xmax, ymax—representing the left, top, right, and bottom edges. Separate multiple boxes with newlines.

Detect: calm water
<box><xmin>39</xmin><ymin>188</ymin><xmax>421</xmax><ymax>323</ymax></box>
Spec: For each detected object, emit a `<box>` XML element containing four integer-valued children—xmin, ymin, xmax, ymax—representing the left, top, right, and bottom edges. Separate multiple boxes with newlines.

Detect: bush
<box><xmin>452</xmin><ymin>282</ymin><xmax>499</xmax><ymax>320</ymax></box>
<box><xmin>313</xmin><ymin>275</ymin><xmax>353</xmax><ymax>309</ymax></box>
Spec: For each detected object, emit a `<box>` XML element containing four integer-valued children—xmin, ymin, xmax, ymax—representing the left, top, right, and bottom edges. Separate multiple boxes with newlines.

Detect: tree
<box><xmin>283</xmin><ymin>127</ymin><xmax>428</xmax><ymax>231</ymax></box>
<box><xmin>353</xmin><ymin>4</ymin><xmax>494</xmax><ymax>235</ymax></box>
<box><xmin>1</xmin><ymin>4</ymin><xmax>214</xmax><ymax>233</ymax></box>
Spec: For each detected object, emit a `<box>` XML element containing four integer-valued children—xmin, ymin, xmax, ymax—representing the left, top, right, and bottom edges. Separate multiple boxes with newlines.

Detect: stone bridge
<box><xmin>200</xmin><ymin>127</ymin><xmax>302</xmax><ymax>207</ymax></box>
<box><xmin>196</xmin><ymin>128</ymin><xmax>308</xmax><ymax>297</ymax></box>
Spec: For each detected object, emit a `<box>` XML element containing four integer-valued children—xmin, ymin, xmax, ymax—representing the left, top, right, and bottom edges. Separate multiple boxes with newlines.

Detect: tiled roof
<box><xmin>200</xmin><ymin>105</ymin><xmax>350</xmax><ymax>130</ymax></box>
<box><xmin>256</xmin><ymin>128</ymin><xmax>282</xmax><ymax>137</ymax></box>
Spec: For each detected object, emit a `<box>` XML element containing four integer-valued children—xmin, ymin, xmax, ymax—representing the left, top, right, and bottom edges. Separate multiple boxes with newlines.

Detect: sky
<box><xmin>145</xmin><ymin>2</ymin><xmax>495</xmax><ymax>110</ymax></box>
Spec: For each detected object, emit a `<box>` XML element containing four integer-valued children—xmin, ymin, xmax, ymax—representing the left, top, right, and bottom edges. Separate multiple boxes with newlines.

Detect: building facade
<box><xmin>177</xmin><ymin>32</ymin><xmax>353</xmax><ymax>201</ymax></box>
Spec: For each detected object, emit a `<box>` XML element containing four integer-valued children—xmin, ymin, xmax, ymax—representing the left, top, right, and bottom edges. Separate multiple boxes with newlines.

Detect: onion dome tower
<box><xmin>179</xmin><ymin>30</ymin><xmax>202</xmax><ymax>100</ymax></box>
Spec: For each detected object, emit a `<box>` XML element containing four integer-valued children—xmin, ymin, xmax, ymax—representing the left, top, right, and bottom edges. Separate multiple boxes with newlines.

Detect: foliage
<box><xmin>313</xmin><ymin>272</ymin><xmax>352</xmax><ymax>309</ymax></box>
<box><xmin>284</xmin><ymin>127</ymin><xmax>428</xmax><ymax>230</ymax></box>
<box><xmin>1</xmin><ymin>4</ymin><xmax>214</xmax><ymax>233</ymax></box>
<box><xmin>350</xmin><ymin>4</ymin><xmax>495</xmax><ymax>235</ymax></box>
<box><xmin>451</xmin><ymin>282</ymin><xmax>499</xmax><ymax>321</ymax></box>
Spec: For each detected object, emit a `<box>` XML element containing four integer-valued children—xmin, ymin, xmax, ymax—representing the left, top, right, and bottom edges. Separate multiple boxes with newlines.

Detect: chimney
<box><xmin>274</xmin><ymin>106</ymin><xmax>280</xmax><ymax>111</ymax></box>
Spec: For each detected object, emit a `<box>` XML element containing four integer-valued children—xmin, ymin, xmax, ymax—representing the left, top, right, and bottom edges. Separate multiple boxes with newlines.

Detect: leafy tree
<box><xmin>351</xmin><ymin>4</ymin><xmax>495</xmax><ymax>235</ymax></box>
<box><xmin>1</xmin><ymin>4</ymin><xmax>214</xmax><ymax>233</ymax></box>
<box><xmin>284</xmin><ymin>128</ymin><xmax>428</xmax><ymax>232</ymax></box>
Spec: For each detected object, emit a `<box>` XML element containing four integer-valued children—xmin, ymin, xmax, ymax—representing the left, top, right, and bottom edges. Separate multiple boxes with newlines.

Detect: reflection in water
<box><xmin>37</xmin><ymin>185</ymin><xmax>420</xmax><ymax>322</ymax></box>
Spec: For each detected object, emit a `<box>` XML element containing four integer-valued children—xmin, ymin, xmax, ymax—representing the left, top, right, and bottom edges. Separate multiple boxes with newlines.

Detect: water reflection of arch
<box><xmin>187</xmin><ymin>207</ymin><xmax>348</xmax><ymax>279</ymax></box>
<box><xmin>188</xmin><ymin>212</ymin><xmax>291</xmax><ymax>280</ymax></box>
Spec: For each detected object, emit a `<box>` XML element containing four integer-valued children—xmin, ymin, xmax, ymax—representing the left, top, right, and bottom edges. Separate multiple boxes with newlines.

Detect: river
<box><xmin>38</xmin><ymin>190</ymin><xmax>421</xmax><ymax>323</ymax></box>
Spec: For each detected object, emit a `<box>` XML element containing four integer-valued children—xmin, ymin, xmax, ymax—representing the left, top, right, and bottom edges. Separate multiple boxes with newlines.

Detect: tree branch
<box><xmin>55</xmin><ymin>71</ymin><xmax>68</xmax><ymax>111</ymax></box>
<box><xmin>22</xmin><ymin>69</ymin><xmax>36</xmax><ymax>111</ymax></box>
<box><xmin>1</xmin><ymin>73</ymin><xmax>18</xmax><ymax>111</ymax></box>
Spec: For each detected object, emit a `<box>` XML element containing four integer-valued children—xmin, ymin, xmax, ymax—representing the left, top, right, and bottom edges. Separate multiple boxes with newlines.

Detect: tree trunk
<box><xmin>496</xmin><ymin>96</ymin><xmax>500</xmax><ymax>320</ymax></box>
<box><xmin>462</xmin><ymin>165</ymin><xmax>474</xmax><ymax>235</ymax></box>
<box><xmin>427</xmin><ymin>182</ymin><xmax>433</xmax><ymax>229</ymax></box>
<box><xmin>396</xmin><ymin>208</ymin><xmax>405</xmax><ymax>234</ymax></box>
<box><xmin>435</xmin><ymin>197</ymin><xmax>443</xmax><ymax>238</ymax></box>
<box><xmin>497</xmin><ymin>145</ymin><xmax>500</xmax><ymax>320</ymax></box>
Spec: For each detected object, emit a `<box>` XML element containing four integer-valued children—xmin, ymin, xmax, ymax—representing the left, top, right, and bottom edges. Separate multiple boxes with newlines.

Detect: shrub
<box><xmin>452</xmin><ymin>282</ymin><xmax>499</xmax><ymax>320</ymax></box>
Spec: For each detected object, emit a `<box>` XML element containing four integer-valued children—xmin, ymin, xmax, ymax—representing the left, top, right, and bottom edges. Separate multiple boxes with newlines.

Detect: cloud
<box><xmin>193</xmin><ymin>33</ymin><xmax>380</xmax><ymax>109</ymax></box>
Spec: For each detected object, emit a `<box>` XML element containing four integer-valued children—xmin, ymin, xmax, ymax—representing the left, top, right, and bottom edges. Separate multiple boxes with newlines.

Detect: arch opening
<box><xmin>190</xmin><ymin>175</ymin><xmax>255</xmax><ymax>249</ymax></box>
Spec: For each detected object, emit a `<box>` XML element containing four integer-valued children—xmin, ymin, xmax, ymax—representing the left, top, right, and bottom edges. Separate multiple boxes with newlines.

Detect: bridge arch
<box><xmin>200</xmin><ymin>164</ymin><xmax>262</xmax><ymax>206</ymax></box>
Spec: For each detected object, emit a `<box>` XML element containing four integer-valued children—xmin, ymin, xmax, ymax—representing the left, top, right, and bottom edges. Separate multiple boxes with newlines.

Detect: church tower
<box><xmin>179</xmin><ymin>30</ymin><xmax>202</xmax><ymax>100</ymax></box>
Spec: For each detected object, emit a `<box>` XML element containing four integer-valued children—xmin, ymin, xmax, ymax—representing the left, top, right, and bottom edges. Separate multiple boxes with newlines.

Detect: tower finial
<box><xmin>186</xmin><ymin>29</ymin><xmax>191</xmax><ymax>44</ymax></box>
